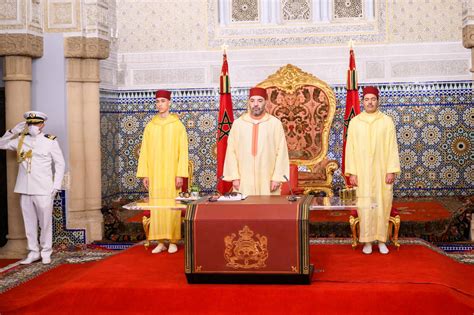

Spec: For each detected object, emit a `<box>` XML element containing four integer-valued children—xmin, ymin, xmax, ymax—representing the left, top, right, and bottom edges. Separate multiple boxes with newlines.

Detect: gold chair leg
<box><xmin>387</xmin><ymin>221</ymin><xmax>393</xmax><ymax>243</ymax></box>
<box><xmin>142</xmin><ymin>216</ymin><xmax>151</xmax><ymax>249</ymax></box>
<box><xmin>392</xmin><ymin>215</ymin><xmax>401</xmax><ymax>250</ymax></box>
<box><xmin>349</xmin><ymin>216</ymin><xmax>359</xmax><ymax>249</ymax></box>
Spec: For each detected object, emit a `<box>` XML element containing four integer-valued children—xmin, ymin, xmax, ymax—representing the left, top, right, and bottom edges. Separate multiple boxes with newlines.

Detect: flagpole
<box><xmin>342</xmin><ymin>40</ymin><xmax>361</xmax><ymax>187</ymax></box>
<box><xmin>216</xmin><ymin>44</ymin><xmax>234</xmax><ymax>194</ymax></box>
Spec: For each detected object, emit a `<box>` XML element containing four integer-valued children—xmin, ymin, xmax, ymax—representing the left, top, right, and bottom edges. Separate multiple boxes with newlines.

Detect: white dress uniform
<box><xmin>0</xmin><ymin>111</ymin><xmax>65</xmax><ymax>264</ymax></box>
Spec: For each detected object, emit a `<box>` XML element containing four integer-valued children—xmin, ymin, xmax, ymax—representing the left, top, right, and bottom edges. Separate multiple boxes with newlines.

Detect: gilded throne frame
<box><xmin>257</xmin><ymin>64</ymin><xmax>339</xmax><ymax>196</ymax></box>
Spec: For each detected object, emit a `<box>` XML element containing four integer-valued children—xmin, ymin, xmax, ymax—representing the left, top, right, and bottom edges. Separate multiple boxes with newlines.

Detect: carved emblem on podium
<box><xmin>224</xmin><ymin>225</ymin><xmax>268</xmax><ymax>269</ymax></box>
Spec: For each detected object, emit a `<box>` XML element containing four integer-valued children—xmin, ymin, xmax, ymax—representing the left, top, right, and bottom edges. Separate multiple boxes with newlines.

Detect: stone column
<box><xmin>1</xmin><ymin>56</ymin><xmax>32</xmax><ymax>258</ymax></box>
<box><xmin>462</xmin><ymin>0</ymin><xmax>474</xmax><ymax>236</ymax></box>
<box><xmin>65</xmin><ymin>37</ymin><xmax>109</xmax><ymax>242</ymax></box>
<box><xmin>0</xmin><ymin>33</ymin><xmax>42</xmax><ymax>258</ymax></box>
<box><xmin>66</xmin><ymin>58</ymin><xmax>86</xmax><ymax>225</ymax></box>
<box><xmin>82</xmin><ymin>58</ymin><xmax>103</xmax><ymax>241</ymax></box>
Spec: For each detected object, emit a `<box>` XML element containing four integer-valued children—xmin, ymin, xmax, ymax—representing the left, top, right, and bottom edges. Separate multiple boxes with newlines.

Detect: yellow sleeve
<box><xmin>223</xmin><ymin>122</ymin><xmax>240</xmax><ymax>181</ymax></box>
<box><xmin>136</xmin><ymin>125</ymin><xmax>149</xmax><ymax>178</ymax></box>
<box><xmin>344</xmin><ymin>121</ymin><xmax>357</xmax><ymax>176</ymax></box>
<box><xmin>176</xmin><ymin>123</ymin><xmax>189</xmax><ymax>178</ymax></box>
<box><xmin>271</xmin><ymin>121</ymin><xmax>290</xmax><ymax>182</ymax></box>
<box><xmin>386</xmin><ymin>120</ymin><xmax>401</xmax><ymax>174</ymax></box>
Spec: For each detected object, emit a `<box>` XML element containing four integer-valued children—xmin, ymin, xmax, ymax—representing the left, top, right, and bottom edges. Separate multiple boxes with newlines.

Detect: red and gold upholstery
<box><xmin>257</xmin><ymin>65</ymin><xmax>338</xmax><ymax>196</ymax></box>
<box><xmin>349</xmin><ymin>207</ymin><xmax>401</xmax><ymax>249</ymax></box>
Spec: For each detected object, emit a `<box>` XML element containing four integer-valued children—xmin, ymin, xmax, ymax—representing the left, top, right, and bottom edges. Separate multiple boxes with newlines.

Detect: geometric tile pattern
<box><xmin>100</xmin><ymin>81</ymin><xmax>473</xmax><ymax>203</ymax></box>
<box><xmin>52</xmin><ymin>191</ymin><xmax>86</xmax><ymax>247</ymax></box>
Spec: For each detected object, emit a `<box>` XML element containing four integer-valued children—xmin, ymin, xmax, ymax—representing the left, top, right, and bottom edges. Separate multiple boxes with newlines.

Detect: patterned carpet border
<box><xmin>0</xmin><ymin>247</ymin><xmax>123</xmax><ymax>294</ymax></box>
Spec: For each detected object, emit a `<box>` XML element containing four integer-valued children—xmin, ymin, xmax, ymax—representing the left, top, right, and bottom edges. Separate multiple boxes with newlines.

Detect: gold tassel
<box><xmin>16</xmin><ymin>125</ymin><xmax>33</xmax><ymax>173</ymax></box>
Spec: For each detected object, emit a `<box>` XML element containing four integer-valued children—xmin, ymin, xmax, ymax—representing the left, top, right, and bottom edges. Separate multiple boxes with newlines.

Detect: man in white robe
<box><xmin>345</xmin><ymin>86</ymin><xmax>400</xmax><ymax>255</ymax></box>
<box><xmin>223</xmin><ymin>87</ymin><xmax>289</xmax><ymax>195</ymax></box>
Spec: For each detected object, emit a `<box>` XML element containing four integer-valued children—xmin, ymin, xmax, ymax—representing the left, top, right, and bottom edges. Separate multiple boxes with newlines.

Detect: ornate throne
<box><xmin>257</xmin><ymin>64</ymin><xmax>339</xmax><ymax>196</ymax></box>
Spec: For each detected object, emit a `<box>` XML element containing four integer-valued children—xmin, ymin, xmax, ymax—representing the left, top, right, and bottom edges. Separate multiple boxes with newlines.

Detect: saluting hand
<box><xmin>11</xmin><ymin>121</ymin><xmax>26</xmax><ymax>134</ymax></box>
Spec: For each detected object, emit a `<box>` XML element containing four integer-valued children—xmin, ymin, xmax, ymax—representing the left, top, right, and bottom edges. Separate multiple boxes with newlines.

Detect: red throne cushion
<box><xmin>350</xmin><ymin>207</ymin><xmax>399</xmax><ymax>217</ymax></box>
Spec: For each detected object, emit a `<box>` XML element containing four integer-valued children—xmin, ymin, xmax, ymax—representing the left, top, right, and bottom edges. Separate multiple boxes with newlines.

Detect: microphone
<box><xmin>283</xmin><ymin>175</ymin><xmax>297</xmax><ymax>202</ymax></box>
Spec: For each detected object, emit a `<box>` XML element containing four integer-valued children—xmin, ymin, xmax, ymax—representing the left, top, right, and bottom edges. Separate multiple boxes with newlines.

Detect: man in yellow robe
<box><xmin>345</xmin><ymin>86</ymin><xmax>400</xmax><ymax>255</ymax></box>
<box><xmin>137</xmin><ymin>90</ymin><xmax>189</xmax><ymax>254</ymax></box>
<box><xmin>223</xmin><ymin>87</ymin><xmax>289</xmax><ymax>195</ymax></box>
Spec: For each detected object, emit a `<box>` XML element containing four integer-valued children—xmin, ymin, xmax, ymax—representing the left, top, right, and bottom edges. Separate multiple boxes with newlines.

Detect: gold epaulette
<box><xmin>44</xmin><ymin>134</ymin><xmax>57</xmax><ymax>140</ymax></box>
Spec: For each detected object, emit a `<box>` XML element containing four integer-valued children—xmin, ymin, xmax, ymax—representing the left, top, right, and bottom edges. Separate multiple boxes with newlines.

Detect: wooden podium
<box><xmin>184</xmin><ymin>195</ymin><xmax>313</xmax><ymax>284</ymax></box>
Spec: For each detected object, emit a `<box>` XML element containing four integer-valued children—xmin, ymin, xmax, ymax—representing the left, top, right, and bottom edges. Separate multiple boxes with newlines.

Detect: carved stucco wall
<box><xmin>115</xmin><ymin>0</ymin><xmax>207</xmax><ymax>52</ymax></box>
<box><xmin>114</xmin><ymin>0</ymin><xmax>463</xmax><ymax>53</ymax></box>
<box><xmin>102</xmin><ymin>0</ymin><xmax>471</xmax><ymax>90</ymax></box>
<box><xmin>389</xmin><ymin>0</ymin><xmax>463</xmax><ymax>42</ymax></box>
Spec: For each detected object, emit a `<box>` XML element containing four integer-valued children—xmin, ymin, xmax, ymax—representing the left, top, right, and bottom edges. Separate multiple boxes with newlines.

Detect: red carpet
<box><xmin>309</xmin><ymin>201</ymin><xmax>451</xmax><ymax>222</ymax></box>
<box><xmin>0</xmin><ymin>244</ymin><xmax>472</xmax><ymax>314</ymax></box>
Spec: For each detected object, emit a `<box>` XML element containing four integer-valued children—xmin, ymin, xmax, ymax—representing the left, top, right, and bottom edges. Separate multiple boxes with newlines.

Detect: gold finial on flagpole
<box><xmin>348</xmin><ymin>39</ymin><xmax>355</xmax><ymax>50</ymax></box>
<box><xmin>221</xmin><ymin>43</ymin><xmax>229</xmax><ymax>54</ymax></box>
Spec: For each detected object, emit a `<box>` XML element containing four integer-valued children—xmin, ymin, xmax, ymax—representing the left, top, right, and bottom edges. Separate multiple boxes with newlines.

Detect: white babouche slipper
<box><xmin>168</xmin><ymin>243</ymin><xmax>178</xmax><ymax>254</ymax></box>
<box><xmin>152</xmin><ymin>243</ymin><xmax>167</xmax><ymax>254</ymax></box>
<box><xmin>362</xmin><ymin>243</ymin><xmax>373</xmax><ymax>255</ymax></box>
<box><xmin>378</xmin><ymin>242</ymin><xmax>389</xmax><ymax>254</ymax></box>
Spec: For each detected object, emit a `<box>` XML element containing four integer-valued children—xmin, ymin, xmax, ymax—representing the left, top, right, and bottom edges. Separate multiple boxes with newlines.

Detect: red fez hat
<box><xmin>155</xmin><ymin>90</ymin><xmax>171</xmax><ymax>100</ymax></box>
<box><xmin>362</xmin><ymin>86</ymin><xmax>379</xmax><ymax>99</ymax></box>
<box><xmin>249</xmin><ymin>87</ymin><xmax>268</xmax><ymax>100</ymax></box>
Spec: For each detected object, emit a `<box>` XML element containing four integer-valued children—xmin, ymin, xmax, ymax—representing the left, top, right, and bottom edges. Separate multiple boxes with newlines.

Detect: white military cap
<box><xmin>24</xmin><ymin>111</ymin><xmax>48</xmax><ymax>124</ymax></box>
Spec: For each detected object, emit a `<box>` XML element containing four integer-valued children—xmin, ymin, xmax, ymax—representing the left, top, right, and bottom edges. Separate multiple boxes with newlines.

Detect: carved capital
<box><xmin>64</xmin><ymin>37</ymin><xmax>110</xmax><ymax>59</ymax></box>
<box><xmin>3</xmin><ymin>56</ymin><xmax>32</xmax><ymax>82</ymax></box>
<box><xmin>0</xmin><ymin>34</ymin><xmax>43</xmax><ymax>58</ymax></box>
<box><xmin>82</xmin><ymin>59</ymin><xmax>100</xmax><ymax>83</ymax></box>
<box><xmin>66</xmin><ymin>58</ymin><xmax>100</xmax><ymax>83</ymax></box>
<box><xmin>471</xmin><ymin>49</ymin><xmax>474</xmax><ymax>73</ymax></box>
<box><xmin>66</xmin><ymin>58</ymin><xmax>83</xmax><ymax>82</ymax></box>
<box><xmin>462</xmin><ymin>24</ymin><xmax>474</xmax><ymax>48</ymax></box>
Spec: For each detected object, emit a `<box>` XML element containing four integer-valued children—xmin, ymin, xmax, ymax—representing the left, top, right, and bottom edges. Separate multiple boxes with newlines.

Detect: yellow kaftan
<box><xmin>344</xmin><ymin>110</ymin><xmax>400</xmax><ymax>243</ymax></box>
<box><xmin>136</xmin><ymin>114</ymin><xmax>188</xmax><ymax>241</ymax></box>
<box><xmin>223</xmin><ymin>113</ymin><xmax>289</xmax><ymax>196</ymax></box>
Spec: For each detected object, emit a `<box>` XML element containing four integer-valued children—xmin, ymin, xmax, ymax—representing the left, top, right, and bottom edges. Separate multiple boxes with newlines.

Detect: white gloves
<box><xmin>10</xmin><ymin>122</ymin><xmax>27</xmax><ymax>135</ymax></box>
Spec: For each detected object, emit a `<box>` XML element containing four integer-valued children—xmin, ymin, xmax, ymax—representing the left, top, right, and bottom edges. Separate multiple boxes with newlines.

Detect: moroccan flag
<box><xmin>342</xmin><ymin>48</ymin><xmax>361</xmax><ymax>186</ymax></box>
<box><xmin>216</xmin><ymin>52</ymin><xmax>234</xmax><ymax>194</ymax></box>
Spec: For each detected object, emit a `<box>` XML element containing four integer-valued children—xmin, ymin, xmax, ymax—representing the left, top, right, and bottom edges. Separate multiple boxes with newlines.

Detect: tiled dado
<box><xmin>100</xmin><ymin>81</ymin><xmax>473</xmax><ymax>204</ymax></box>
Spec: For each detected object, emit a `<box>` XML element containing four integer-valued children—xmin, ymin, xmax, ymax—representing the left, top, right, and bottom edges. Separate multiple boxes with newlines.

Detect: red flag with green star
<box><xmin>342</xmin><ymin>48</ymin><xmax>361</xmax><ymax>186</ymax></box>
<box><xmin>217</xmin><ymin>52</ymin><xmax>234</xmax><ymax>194</ymax></box>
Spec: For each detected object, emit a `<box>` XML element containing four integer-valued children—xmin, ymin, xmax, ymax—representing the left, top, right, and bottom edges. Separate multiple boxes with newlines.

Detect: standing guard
<box><xmin>0</xmin><ymin>111</ymin><xmax>65</xmax><ymax>264</ymax></box>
